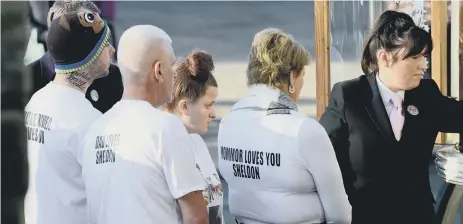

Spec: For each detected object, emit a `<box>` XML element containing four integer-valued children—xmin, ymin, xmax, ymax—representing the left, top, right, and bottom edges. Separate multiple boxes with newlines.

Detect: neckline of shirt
<box><xmin>116</xmin><ymin>99</ymin><xmax>154</xmax><ymax>108</ymax></box>
<box><xmin>47</xmin><ymin>82</ymin><xmax>86</xmax><ymax>98</ymax></box>
<box><xmin>376</xmin><ymin>75</ymin><xmax>405</xmax><ymax>106</ymax></box>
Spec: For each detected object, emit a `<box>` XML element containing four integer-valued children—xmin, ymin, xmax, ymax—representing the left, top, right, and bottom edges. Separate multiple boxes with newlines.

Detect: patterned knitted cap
<box><xmin>47</xmin><ymin>11</ymin><xmax>110</xmax><ymax>74</ymax></box>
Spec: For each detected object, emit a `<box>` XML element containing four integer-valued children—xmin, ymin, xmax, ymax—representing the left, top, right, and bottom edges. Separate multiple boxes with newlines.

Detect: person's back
<box><xmin>80</xmin><ymin>25</ymin><xmax>208</xmax><ymax>224</ymax></box>
<box><xmin>25</xmin><ymin>82</ymin><xmax>100</xmax><ymax>224</ymax></box>
<box><xmin>81</xmin><ymin>101</ymin><xmax>201</xmax><ymax>223</ymax></box>
<box><xmin>218</xmin><ymin>28</ymin><xmax>351</xmax><ymax>224</ymax></box>
<box><xmin>220</xmin><ymin>99</ymin><xmax>332</xmax><ymax>223</ymax></box>
<box><xmin>23</xmin><ymin>11</ymin><xmax>114</xmax><ymax>224</ymax></box>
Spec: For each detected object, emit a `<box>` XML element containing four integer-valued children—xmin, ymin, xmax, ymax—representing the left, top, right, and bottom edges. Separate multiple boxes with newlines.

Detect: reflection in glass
<box><xmin>328</xmin><ymin>1</ymin><xmax>374</xmax><ymax>85</ymax></box>
<box><xmin>329</xmin><ymin>1</ymin><xmax>370</xmax><ymax>62</ymax></box>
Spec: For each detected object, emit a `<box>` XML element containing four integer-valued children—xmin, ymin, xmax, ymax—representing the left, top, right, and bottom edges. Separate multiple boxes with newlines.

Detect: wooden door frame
<box><xmin>460</xmin><ymin>2</ymin><xmax>462</xmax><ymax>147</ymax></box>
<box><xmin>314</xmin><ymin>0</ymin><xmax>330</xmax><ymax>120</ymax></box>
<box><xmin>431</xmin><ymin>1</ymin><xmax>449</xmax><ymax>144</ymax></box>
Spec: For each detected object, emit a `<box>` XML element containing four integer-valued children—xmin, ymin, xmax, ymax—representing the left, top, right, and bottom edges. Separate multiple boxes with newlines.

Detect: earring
<box><xmin>289</xmin><ymin>85</ymin><xmax>296</xmax><ymax>94</ymax></box>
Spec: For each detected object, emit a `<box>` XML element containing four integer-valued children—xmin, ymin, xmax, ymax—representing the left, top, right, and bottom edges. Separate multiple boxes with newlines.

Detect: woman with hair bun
<box><xmin>218</xmin><ymin>28</ymin><xmax>351</xmax><ymax>224</ymax></box>
<box><xmin>165</xmin><ymin>50</ymin><xmax>223</xmax><ymax>224</ymax></box>
<box><xmin>319</xmin><ymin>10</ymin><xmax>463</xmax><ymax>224</ymax></box>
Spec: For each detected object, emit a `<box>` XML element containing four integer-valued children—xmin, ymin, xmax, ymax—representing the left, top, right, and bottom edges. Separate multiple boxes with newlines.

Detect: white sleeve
<box><xmin>162</xmin><ymin>116</ymin><xmax>205</xmax><ymax>199</ymax></box>
<box><xmin>298</xmin><ymin>119</ymin><xmax>352</xmax><ymax>224</ymax></box>
<box><xmin>74</xmin><ymin>110</ymin><xmax>102</xmax><ymax>165</ymax></box>
<box><xmin>190</xmin><ymin>134</ymin><xmax>216</xmax><ymax>171</ymax></box>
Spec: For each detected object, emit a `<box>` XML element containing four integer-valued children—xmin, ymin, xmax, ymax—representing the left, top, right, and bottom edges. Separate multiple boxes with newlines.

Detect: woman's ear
<box><xmin>178</xmin><ymin>99</ymin><xmax>188</xmax><ymax>115</ymax></box>
<box><xmin>289</xmin><ymin>71</ymin><xmax>296</xmax><ymax>87</ymax></box>
<box><xmin>377</xmin><ymin>49</ymin><xmax>390</xmax><ymax>67</ymax></box>
<box><xmin>287</xmin><ymin>71</ymin><xmax>297</xmax><ymax>94</ymax></box>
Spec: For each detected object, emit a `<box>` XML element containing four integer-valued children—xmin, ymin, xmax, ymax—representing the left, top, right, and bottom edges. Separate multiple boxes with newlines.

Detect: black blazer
<box><xmin>28</xmin><ymin>52</ymin><xmax>123</xmax><ymax>113</ymax></box>
<box><xmin>319</xmin><ymin>74</ymin><xmax>463</xmax><ymax>224</ymax></box>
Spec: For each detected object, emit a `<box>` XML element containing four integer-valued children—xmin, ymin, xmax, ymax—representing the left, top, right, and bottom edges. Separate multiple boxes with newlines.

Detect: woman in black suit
<box><xmin>319</xmin><ymin>10</ymin><xmax>463</xmax><ymax>224</ymax></box>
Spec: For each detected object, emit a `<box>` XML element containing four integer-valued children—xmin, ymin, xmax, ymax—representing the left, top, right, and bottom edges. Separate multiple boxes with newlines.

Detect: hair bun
<box><xmin>187</xmin><ymin>50</ymin><xmax>214</xmax><ymax>82</ymax></box>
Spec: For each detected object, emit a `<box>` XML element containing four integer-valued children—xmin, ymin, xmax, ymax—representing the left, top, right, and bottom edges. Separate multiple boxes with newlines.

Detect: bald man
<box><xmin>79</xmin><ymin>25</ymin><xmax>208</xmax><ymax>224</ymax></box>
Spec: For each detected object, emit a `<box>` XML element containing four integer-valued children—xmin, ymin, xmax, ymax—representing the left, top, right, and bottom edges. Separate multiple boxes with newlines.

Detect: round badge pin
<box><xmin>407</xmin><ymin>105</ymin><xmax>419</xmax><ymax>116</ymax></box>
<box><xmin>90</xmin><ymin>89</ymin><xmax>99</xmax><ymax>102</ymax></box>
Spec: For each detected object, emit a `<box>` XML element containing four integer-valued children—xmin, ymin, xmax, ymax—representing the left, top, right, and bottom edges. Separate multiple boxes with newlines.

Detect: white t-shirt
<box><xmin>218</xmin><ymin>84</ymin><xmax>351</xmax><ymax>224</ymax></box>
<box><xmin>190</xmin><ymin>134</ymin><xmax>224</xmax><ymax>224</ymax></box>
<box><xmin>80</xmin><ymin>100</ymin><xmax>205</xmax><ymax>224</ymax></box>
<box><xmin>24</xmin><ymin>82</ymin><xmax>101</xmax><ymax>224</ymax></box>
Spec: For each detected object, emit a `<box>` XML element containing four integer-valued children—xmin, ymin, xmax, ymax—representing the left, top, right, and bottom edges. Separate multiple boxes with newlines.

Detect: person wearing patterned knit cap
<box><xmin>27</xmin><ymin>0</ymin><xmax>123</xmax><ymax>114</ymax></box>
<box><xmin>24</xmin><ymin>11</ymin><xmax>114</xmax><ymax>224</ymax></box>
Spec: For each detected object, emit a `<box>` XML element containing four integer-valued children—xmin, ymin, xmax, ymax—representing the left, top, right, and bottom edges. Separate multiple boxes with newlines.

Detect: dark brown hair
<box><xmin>165</xmin><ymin>50</ymin><xmax>218</xmax><ymax>110</ymax></box>
<box><xmin>361</xmin><ymin>10</ymin><xmax>433</xmax><ymax>75</ymax></box>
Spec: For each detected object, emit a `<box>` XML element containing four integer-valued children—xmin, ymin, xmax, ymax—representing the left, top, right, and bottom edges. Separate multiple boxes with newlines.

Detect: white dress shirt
<box><xmin>376</xmin><ymin>75</ymin><xmax>405</xmax><ymax>116</ymax></box>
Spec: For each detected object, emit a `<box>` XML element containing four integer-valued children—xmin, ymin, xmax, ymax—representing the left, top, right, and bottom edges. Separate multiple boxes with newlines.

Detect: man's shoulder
<box><xmin>131</xmin><ymin>107</ymin><xmax>184</xmax><ymax>131</ymax></box>
<box><xmin>80</xmin><ymin>105</ymin><xmax>102</xmax><ymax>120</ymax></box>
<box><xmin>64</xmin><ymin>99</ymin><xmax>102</xmax><ymax>127</ymax></box>
<box><xmin>25</xmin><ymin>83</ymin><xmax>51</xmax><ymax>107</ymax></box>
<box><xmin>156</xmin><ymin>112</ymin><xmax>189</xmax><ymax>138</ymax></box>
<box><xmin>158</xmin><ymin>112</ymin><xmax>185</xmax><ymax>129</ymax></box>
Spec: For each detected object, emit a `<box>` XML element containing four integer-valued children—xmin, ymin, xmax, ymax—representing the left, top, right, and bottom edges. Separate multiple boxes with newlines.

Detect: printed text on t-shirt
<box><xmin>24</xmin><ymin>111</ymin><xmax>53</xmax><ymax>144</ymax></box>
<box><xmin>94</xmin><ymin>134</ymin><xmax>120</xmax><ymax>164</ymax></box>
<box><xmin>220</xmin><ymin>146</ymin><xmax>281</xmax><ymax>180</ymax></box>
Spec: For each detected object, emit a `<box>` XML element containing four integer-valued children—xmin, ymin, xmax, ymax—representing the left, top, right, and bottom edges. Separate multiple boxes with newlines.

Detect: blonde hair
<box><xmin>247</xmin><ymin>28</ymin><xmax>310</xmax><ymax>87</ymax></box>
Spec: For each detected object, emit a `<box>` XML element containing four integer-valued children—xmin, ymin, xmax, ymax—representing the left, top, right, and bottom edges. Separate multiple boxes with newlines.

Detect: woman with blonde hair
<box><xmin>165</xmin><ymin>50</ymin><xmax>224</xmax><ymax>224</ymax></box>
<box><xmin>218</xmin><ymin>28</ymin><xmax>351</xmax><ymax>224</ymax></box>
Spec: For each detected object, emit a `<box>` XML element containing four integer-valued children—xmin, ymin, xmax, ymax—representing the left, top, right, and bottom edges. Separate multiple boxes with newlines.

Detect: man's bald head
<box><xmin>118</xmin><ymin>25</ymin><xmax>176</xmax><ymax>106</ymax></box>
<box><xmin>118</xmin><ymin>25</ymin><xmax>174</xmax><ymax>79</ymax></box>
